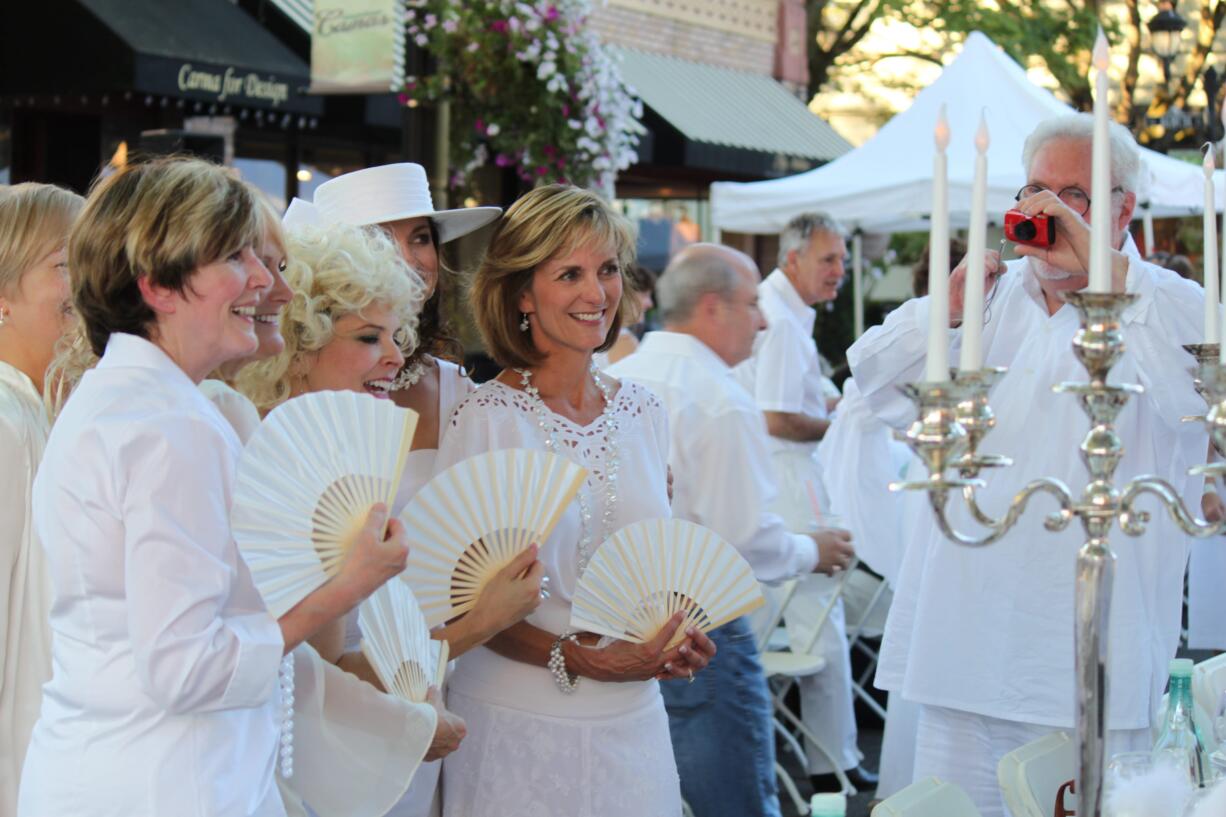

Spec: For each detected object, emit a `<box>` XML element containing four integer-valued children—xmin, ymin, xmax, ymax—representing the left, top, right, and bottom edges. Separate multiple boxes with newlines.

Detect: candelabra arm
<box><xmin>929</xmin><ymin>477</ymin><xmax>1076</xmax><ymax>547</ymax></box>
<box><xmin>1117</xmin><ymin>476</ymin><xmax>1226</xmax><ymax>537</ymax></box>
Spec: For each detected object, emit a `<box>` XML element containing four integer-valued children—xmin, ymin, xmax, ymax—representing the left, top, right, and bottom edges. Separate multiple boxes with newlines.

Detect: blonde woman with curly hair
<box><xmin>0</xmin><ymin>182</ymin><xmax>82</xmax><ymax>815</ymax></box>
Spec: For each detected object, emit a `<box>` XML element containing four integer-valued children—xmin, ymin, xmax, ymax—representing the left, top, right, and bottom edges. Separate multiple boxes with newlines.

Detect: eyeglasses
<box><xmin>1014</xmin><ymin>184</ymin><xmax>1124</xmax><ymax>217</ymax></box>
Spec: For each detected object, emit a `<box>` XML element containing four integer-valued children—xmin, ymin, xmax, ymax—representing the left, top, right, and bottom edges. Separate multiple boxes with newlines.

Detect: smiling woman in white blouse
<box><xmin>0</xmin><ymin>182</ymin><xmax>83</xmax><ymax>816</ymax></box>
<box><xmin>17</xmin><ymin>157</ymin><xmax>412</xmax><ymax>817</ymax></box>
<box><xmin>435</xmin><ymin>185</ymin><xmax>717</xmax><ymax>817</ymax></box>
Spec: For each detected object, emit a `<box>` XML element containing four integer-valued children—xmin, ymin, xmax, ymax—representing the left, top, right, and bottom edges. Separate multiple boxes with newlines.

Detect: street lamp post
<box><xmin>1148</xmin><ymin>2</ymin><xmax>1187</xmax><ymax>84</ymax></box>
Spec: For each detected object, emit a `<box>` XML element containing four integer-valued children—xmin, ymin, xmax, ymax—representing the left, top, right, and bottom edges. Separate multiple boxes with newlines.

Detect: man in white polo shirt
<box><xmin>610</xmin><ymin>243</ymin><xmax>854</xmax><ymax>816</ymax></box>
<box><xmin>735</xmin><ymin>213</ymin><xmax>874</xmax><ymax>793</ymax></box>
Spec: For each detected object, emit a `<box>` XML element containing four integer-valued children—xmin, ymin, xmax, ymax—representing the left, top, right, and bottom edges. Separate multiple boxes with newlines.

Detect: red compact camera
<box><xmin>1003</xmin><ymin>210</ymin><xmax>1056</xmax><ymax>247</ymax></box>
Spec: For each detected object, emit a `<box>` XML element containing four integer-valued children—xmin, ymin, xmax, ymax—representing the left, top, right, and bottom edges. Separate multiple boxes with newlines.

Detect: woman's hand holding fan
<box><xmin>568</xmin><ymin>519</ymin><xmax>762</xmax><ymax>683</ymax></box>
<box><xmin>326</xmin><ymin>504</ymin><xmax>409</xmax><ymax>605</ymax></box>
<box><xmin>461</xmin><ymin>544</ymin><xmax>546</xmax><ymax>638</ymax></box>
<box><xmin>398</xmin><ymin>449</ymin><xmax>586</xmax><ymax>627</ymax></box>
<box><xmin>423</xmin><ymin>686</ymin><xmax>467</xmax><ymax>762</ymax></box>
<box><xmin>562</xmin><ymin>611</ymin><xmax>717</xmax><ymax>683</ymax></box>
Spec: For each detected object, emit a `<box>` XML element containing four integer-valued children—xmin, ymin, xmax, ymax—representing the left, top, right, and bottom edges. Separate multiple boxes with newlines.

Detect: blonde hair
<box><xmin>43</xmin><ymin>320</ymin><xmax>97</xmax><ymax>419</ymax></box>
<box><xmin>471</xmin><ymin>185</ymin><xmax>636</xmax><ymax>369</ymax></box>
<box><xmin>70</xmin><ymin>156</ymin><xmax>260</xmax><ymax>356</ymax></box>
<box><xmin>251</xmin><ymin>189</ymin><xmax>287</xmax><ymax>264</ymax></box>
<box><xmin>0</xmin><ymin>183</ymin><xmax>84</xmax><ymax>297</ymax></box>
<box><xmin>237</xmin><ymin>223</ymin><xmax>425</xmax><ymax>410</ymax></box>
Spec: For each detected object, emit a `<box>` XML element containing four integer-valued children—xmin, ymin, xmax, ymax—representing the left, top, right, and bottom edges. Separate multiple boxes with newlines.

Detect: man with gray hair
<box><xmin>734</xmin><ymin>211</ymin><xmax>873</xmax><ymax>794</ymax></box>
<box><xmin>609</xmin><ymin>243</ymin><xmax>854</xmax><ymax>817</ymax></box>
<box><xmin>848</xmin><ymin>113</ymin><xmax>1205</xmax><ymax>815</ymax></box>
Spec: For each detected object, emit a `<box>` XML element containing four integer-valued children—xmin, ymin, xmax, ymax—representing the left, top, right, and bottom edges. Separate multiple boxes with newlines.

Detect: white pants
<box><xmin>876</xmin><ymin>692</ymin><xmax>920</xmax><ymax>800</ymax></box>
<box><xmin>784</xmin><ymin>575</ymin><xmax>861</xmax><ymax>773</ymax></box>
<box><xmin>912</xmin><ymin>704</ymin><xmax>1150</xmax><ymax>817</ymax></box>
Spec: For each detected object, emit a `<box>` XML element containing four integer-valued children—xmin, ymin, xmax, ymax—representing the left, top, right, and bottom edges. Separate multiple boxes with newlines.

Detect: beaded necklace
<box><xmin>515</xmin><ymin>363</ymin><xmax>619</xmax><ymax>575</ymax></box>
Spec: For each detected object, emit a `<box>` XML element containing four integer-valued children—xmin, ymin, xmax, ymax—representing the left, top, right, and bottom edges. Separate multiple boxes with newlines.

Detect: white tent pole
<box><xmin>852</xmin><ymin>231</ymin><xmax>864</xmax><ymax>338</ymax></box>
<box><xmin>1141</xmin><ymin>206</ymin><xmax>1155</xmax><ymax>255</ymax></box>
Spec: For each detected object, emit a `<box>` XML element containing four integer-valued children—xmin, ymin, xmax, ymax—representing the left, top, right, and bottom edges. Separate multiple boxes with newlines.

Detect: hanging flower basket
<box><xmin>401</xmin><ymin>0</ymin><xmax>644</xmax><ymax>196</ymax></box>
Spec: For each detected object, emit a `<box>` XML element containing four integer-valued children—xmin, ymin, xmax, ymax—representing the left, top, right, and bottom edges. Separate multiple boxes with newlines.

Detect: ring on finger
<box><xmin>688</xmin><ymin>669</ymin><xmax>695</xmax><ymax>684</ymax></box>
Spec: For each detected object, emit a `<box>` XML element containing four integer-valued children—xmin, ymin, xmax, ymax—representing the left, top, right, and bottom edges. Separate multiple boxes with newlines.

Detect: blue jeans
<box><xmin>660</xmin><ymin>616</ymin><xmax>781</xmax><ymax>817</ymax></box>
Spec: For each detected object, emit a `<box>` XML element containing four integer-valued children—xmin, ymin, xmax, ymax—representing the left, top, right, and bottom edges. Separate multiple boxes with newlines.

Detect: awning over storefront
<box><xmin>0</xmin><ymin>0</ymin><xmax>322</xmax><ymax>114</ymax></box>
<box><xmin>615</xmin><ymin>48</ymin><xmax>850</xmax><ymax>178</ymax></box>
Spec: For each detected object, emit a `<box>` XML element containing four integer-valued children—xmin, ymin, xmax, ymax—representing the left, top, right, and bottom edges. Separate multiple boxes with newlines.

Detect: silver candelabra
<box><xmin>892</xmin><ymin>292</ymin><xmax>1226</xmax><ymax>817</ymax></box>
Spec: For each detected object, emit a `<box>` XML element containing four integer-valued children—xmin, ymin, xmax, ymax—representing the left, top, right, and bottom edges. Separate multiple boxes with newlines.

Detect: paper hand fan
<box><xmin>569</xmin><ymin>519</ymin><xmax>764</xmax><ymax>649</ymax></box>
<box><xmin>359</xmin><ymin>581</ymin><xmax>446</xmax><ymax>702</ymax></box>
<box><xmin>233</xmin><ymin>390</ymin><xmax>418</xmax><ymax>617</ymax></box>
<box><xmin>398</xmin><ymin>448</ymin><xmax>586</xmax><ymax>627</ymax></box>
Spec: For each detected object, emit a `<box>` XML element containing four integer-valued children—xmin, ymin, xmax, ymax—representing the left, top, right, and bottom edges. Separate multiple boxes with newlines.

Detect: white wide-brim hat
<box><xmin>282</xmin><ymin>197</ymin><xmax>321</xmax><ymax>230</ymax></box>
<box><xmin>312</xmin><ymin>163</ymin><xmax>501</xmax><ymax>244</ymax></box>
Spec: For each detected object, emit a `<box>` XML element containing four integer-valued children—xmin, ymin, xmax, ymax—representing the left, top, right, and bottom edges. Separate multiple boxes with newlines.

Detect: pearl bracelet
<box><xmin>548</xmin><ymin>633</ymin><xmax>581</xmax><ymax>694</ymax></box>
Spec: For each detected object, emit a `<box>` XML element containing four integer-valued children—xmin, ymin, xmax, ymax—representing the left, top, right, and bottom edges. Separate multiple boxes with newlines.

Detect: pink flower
<box><xmin>397</xmin><ymin>92</ymin><xmax>410</xmax><ymax>105</ymax></box>
<box><xmin>542</xmin><ymin>144</ymin><xmax>556</xmax><ymax>156</ymax></box>
<box><xmin>495</xmin><ymin>153</ymin><xmax>514</xmax><ymax>167</ymax></box>
<box><xmin>536</xmin><ymin>165</ymin><xmax>549</xmax><ymax>176</ymax></box>
<box><xmin>545</xmin><ymin>5</ymin><xmax>559</xmax><ymax>21</ymax></box>
<box><xmin>561</xmin><ymin>103</ymin><xmax>570</xmax><ymax>117</ymax></box>
<box><xmin>475</xmin><ymin>118</ymin><xmax>486</xmax><ymax>133</ymax></box>
<box><xmin>490</xmin><ymin>19</ymin><xmax>508</xmax><ymax>33</ymax></box>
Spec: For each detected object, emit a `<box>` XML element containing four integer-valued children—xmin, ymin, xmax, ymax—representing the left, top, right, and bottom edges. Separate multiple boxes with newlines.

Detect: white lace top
<box><xmin>434</xmin><ymin>377</ymin><xmax>671</xmax><ymax>718</ymax></box>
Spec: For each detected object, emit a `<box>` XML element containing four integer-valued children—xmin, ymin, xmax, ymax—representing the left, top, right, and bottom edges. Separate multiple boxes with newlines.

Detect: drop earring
<box><xmin>520</xmin><ymin>313</ymin><xmax>530</xmax><ymax>332</ymax></box>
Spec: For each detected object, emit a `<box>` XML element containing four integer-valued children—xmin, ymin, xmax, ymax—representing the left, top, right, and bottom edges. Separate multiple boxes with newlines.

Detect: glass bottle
<box><xmin>1151</xmin><ymin>658</ymin><xmax>1210</xmax><ymax>786</ymax></box>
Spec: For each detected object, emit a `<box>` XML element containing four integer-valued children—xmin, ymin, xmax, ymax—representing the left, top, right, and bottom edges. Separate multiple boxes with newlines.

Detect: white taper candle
<box><xmin>1088</xmin><ymin>29</ymin><xmax>1112</xmax><ymax>293</ymax></box>
<box><xmin>959</xmin><ymin>112</ymin><xmax>989</xmax><ymax>371</ymax></box>
<box><xmin>1203</xmin><ymin>146</ymin><xmax>1219</xmax><ymax>344</ymax></box>
<box><xmin>926</xmin><ymin>106</ymin><xmax>951</xmax><ymax>382</ymax></box>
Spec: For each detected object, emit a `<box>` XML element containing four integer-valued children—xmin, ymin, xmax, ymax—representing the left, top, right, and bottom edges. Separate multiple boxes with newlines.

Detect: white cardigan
<box><xmin>0</xmin><ymin>361</ymin><xmax>52</xmax><ymax>817</ymax></box>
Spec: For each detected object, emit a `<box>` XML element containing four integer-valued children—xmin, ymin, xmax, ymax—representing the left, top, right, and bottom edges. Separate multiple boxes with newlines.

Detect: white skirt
<box><xmin>441</xmin><ymin>688</ymin><xmax>681</xmax><ymax>817</ymax></box>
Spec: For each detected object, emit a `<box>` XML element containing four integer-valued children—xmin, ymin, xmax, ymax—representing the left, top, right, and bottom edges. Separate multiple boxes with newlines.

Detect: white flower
<box><xmin>467</xmin><ymin>41</ymin><xmax>480</xmax><ymax>52</ymax></box>
<box><xmin>486</xmin><ymin>123</ymin><xmax>501</xmax><ymax>137</ymax></box>
<box><xmin>415</xmin><ymin>32</ymin><xmax>429</xmax><ymax>47</ymax></box>
<box><xmin>537</xmin><ymin>61</ymin><xmax>557</xmax><ymax>80</ymax></box>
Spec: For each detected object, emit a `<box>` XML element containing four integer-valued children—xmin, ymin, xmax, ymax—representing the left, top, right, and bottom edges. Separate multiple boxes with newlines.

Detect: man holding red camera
<box><xmin>846</xmin><ymin>114</ymin><xmax>1206</xmax><ymax>816</ymax></box>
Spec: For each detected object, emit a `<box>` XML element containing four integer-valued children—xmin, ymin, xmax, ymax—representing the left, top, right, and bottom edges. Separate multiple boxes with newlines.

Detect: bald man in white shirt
<box><xmin>610</xmin><ymin>244</ymin><xmax>854</xmax><ymax>817</ymax></box>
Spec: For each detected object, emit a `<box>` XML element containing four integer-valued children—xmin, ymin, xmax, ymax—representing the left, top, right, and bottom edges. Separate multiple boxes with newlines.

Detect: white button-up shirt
<box><xmin>19</xmin><ymin>333</ymin><xmax>286</xmax><ymax>817</ymax></box>
<box><xmin>734</xmin><ymin>269</ymin><xmax>830</xmax><ymax>458</ymax></box>
<box><xmin>848</xmin><ymin>240</ymin><xmax>1206</xmax><ymax>730</ymax></box>
<box><xmin>0</xmin><ymin>361</ymin><xmax>52</xmax><ymax>816</ymax></box>
<box><xmin>610</xmin><ymin>331</ymin><xmax>818</xmax><ymax>581</ymax></box>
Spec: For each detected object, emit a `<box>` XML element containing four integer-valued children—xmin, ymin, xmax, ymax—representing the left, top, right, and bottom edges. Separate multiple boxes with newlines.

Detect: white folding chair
<box><xmin>1193</xmin><ymin>652</ymin><xmax>1226</xmax><ymax>747</ymax></box>
<box><xmin>759</xmin><ymin>562</ymin><xmax>861</xmax><ymax>798</ymax></box>
<box><xmin>841</xmin><ymin>566</ymin><xmax>892</xmax><ymax>723</ymax></box>
<box><xmin>997</xmin><ymin>731</ymin><xmax>1075</xmax><ymax>817</ymax></box>
<box><xmin>870</xmin><ymin>777</ymin><xmax>981</xmax><ymax>817</ymax></box>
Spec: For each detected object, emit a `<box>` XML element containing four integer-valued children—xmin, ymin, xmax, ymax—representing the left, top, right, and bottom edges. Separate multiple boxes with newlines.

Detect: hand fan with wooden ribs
<box><xmin>359</xmin><ymin>580</ymin><xmax>447</xmax><ymax>702</ymax></box>
<box><xmin>569</xmin><ymin>518</ymin><xmax>764</xmax><ymax>650</ymax></box>
<box><xmin>398</xmin><ymin>448</ymin><xmax>587</xmax><ymax>627</ymax></box>
<box><xmin>232</xmin><ymin>390</ymin><xmax>418</xmax><ymax>617</ymax></box>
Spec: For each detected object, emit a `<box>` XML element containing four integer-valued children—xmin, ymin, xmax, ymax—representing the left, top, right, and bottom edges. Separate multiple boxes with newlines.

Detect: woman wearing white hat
<box><xmin>296</xmin><ymin>165</ymin><xmax>541</xmax><ymax>817</ymax></box>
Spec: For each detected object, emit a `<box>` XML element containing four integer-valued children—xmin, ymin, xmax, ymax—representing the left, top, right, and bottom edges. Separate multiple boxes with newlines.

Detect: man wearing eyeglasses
<box><xmin>846</xmin><ymin>113</ymin><xmax>1206</xmax><ymax>817</ymax></box>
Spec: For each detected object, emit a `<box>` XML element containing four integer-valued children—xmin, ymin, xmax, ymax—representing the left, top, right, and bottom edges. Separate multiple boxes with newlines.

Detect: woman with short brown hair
<box><xmin>434</xmin><ymin>185</ymin><xmax>716</xmax><ymax>817</ymax></box>
<box><xmin>18</xmin><ymin>157</ymin><xmax>412</xmax><ymax>817</ymax></box>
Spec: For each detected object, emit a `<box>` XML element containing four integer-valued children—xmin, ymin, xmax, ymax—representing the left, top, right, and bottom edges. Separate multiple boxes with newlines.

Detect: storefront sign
<box><xmin>310</xmin><ymin>0</ymin><xmax>406</xmax><ymax>94</ymax></box>
<box><xmin>176</xmin><ymin>64</ymin><xmax>291</xmax><ymax>107</ymax></box>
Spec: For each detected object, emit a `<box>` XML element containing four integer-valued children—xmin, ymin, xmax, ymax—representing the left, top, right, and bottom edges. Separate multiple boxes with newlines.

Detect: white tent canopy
<box><xmin>710</xmin><ymin>31</ymin><xmax>1212</xmax><ymax>235</ymax></box>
